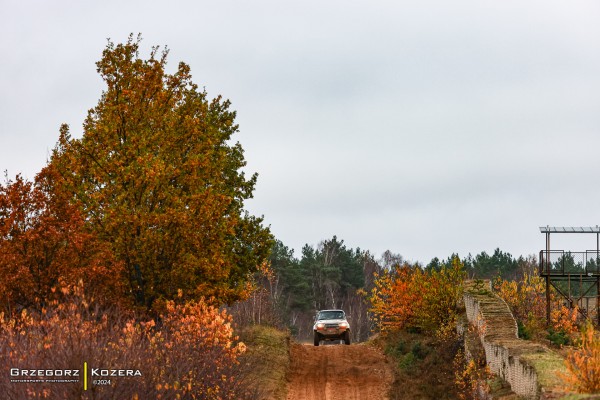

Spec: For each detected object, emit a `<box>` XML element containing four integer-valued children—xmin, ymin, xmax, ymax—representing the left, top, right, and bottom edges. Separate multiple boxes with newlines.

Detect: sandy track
<box><xmin>286</xmin><ymin>343</ymin><xmax>394</xmax><ymax>400</ymax></box>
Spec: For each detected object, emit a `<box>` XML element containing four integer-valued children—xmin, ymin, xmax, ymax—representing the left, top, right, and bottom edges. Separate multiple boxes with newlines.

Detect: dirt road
<box><xmin>286</xmin><ymin>343</ymin><xmax>394</xmax><ymax>400</ymax></box>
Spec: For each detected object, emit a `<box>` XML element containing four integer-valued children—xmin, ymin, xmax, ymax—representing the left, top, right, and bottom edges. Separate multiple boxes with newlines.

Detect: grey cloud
<box><xmin>2</xmin><ymin>0</ymin><xmax>600</xmax><ymax>263</ymax></box>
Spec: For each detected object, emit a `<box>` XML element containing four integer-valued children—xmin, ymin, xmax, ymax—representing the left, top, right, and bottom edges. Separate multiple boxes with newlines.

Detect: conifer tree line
<box><xmin>262</xmin><ymin>237</ymin><xmax>385</xmax><ymax>340</ymax></box>
<box><xmin>427</xmin><ymin>249</ymin><xmax>538</xmax><ymax>281</ymax></box>
<box><xmin>230</xmin><ymin>236</ymin><xmax>538</xmax><ymax>341</ymax></box>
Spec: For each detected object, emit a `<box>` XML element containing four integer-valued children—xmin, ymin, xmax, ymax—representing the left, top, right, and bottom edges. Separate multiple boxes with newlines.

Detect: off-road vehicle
<box><xmin>313</xmin><ymin>309</ymin><xmax>351</xmax><ymax>346</ymax></box>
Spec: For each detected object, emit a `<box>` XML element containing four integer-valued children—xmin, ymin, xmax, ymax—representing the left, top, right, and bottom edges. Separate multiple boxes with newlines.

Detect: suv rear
<box><xmin>313</xmin><ymin>309</ymin><xmax>351</xmax><ymax>346</ymax></box>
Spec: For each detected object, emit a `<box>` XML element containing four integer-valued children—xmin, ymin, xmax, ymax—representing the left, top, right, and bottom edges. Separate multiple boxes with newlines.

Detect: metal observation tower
<box><xmin>539</xmin><ymin>226</ymin><xmax>600</xmax><ymax>325</ymax></box>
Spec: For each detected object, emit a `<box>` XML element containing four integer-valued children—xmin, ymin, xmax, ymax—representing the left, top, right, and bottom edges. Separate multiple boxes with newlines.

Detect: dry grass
<box><xmin>237</xmin><ymin>325</ymin><xmax>291</xmax><ymax>400</ymax></box>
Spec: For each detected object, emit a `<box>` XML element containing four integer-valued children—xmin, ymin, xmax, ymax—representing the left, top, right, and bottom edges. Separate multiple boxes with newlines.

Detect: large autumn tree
<box><xmin>51</xmin><ymin>35</ymin><xmax>272</xmax><ymax>310</ymax></box>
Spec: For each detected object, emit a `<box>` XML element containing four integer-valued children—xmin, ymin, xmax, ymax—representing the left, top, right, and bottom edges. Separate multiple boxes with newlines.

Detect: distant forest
<box><xmin>230</xmin><ymin>236</ymin><xmax>538</xmax><ymax>340</ymax></box>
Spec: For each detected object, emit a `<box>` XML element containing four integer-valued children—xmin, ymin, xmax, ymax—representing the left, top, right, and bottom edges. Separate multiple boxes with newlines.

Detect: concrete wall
<box><xmin>463</xmin><ymin>281</ymin><xmax>568</xmax><ymax>400</ymax></box>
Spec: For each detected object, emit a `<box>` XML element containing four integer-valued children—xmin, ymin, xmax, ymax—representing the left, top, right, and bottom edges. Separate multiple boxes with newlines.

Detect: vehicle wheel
<box><xmin>314</xmin><ymin>332</ymin><xmax>320</xmax><ymax>346</ymax></box>
<box><xmin>344</xmin><ymin>331</ymin><xmax>351</xmax><ymax>345</ymax></box>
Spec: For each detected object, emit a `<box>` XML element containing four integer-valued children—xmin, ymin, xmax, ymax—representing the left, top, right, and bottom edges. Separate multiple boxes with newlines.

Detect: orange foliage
<box><xmin>370</xmin><ymin>257</ymin><xmax>465</xmax><ymax>335</ymax></box>
<box><xmin>370</xmin><ymin>264</ymin><xmax>422</xmax><ymax>331</ymax></box>
<box><xmin>551</xmin><ymin>305</ymin><xmax>579</xmax><ymax>337</ymax></box>
<box><xmin>454</xmin><ymin>352</ymin><xmax>491</xmax><ymax>400</ymax></box>
<box><xmin>453</xmin><ymin>318</ymin><xmax>492</xmax><ymax>399</ymax></box>
<box><xmin>419</xmin><ymin>257</ymin><xmax>466</xmax><ymax>336</ymax></box>
<box><xmin>562</xmin><ymin>322</ymin><xmax>600</xmax><ymax>393</ymax></box>
<box><xmin>0</xmin><ymin>168</ymin><xmax>124</xmax><ymax>312</ymax></box>
<box><xmin>494</xmin><ymin>272</ymin><xmax>547</xmax><ymax>333</ymax></box>
<box><xmin>494</xmin><ymin>272</ymin><xmax>580</xmax><ymax>337</ymax></box>
<box><xmin>0</xmin><ymin>283</ymin><xmax>248</xmax><ymax>399</ymax></box>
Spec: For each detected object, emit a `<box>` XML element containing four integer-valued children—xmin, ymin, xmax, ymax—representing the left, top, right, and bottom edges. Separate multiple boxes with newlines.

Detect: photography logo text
<box><xmin>9</xmin><ymin>364</ymin><xmax>142</xmax><ymax>389</ymax></box>
<box><xmin>10</xmin><ymin>368</ymin><xmax>80</xmax><ymax>384</ymax></box>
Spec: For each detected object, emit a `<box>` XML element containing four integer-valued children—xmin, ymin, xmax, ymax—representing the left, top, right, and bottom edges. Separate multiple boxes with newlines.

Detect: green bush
<box><xmin>411</xmin><ymin>341</ymin><xmax>429</xmax><ymax>359</ymax></box>
<box><xmin>547</xmin><ymin>328</ymin><xmax>570</xmax><ymax>346</ymax></box>
<box><xmin>518</xmin><ymin>321</ymin><xmax>532</xmax><ymax>340</ymax></box>
<box><xmin>399</xmin><ymin>352</ymin><xmax>416</xmax><ymax>371</ymax></box>
<box><xmin>385</xmin><ymin>339</ymin><xmax>407</xmax><ymax>358</ymax></box>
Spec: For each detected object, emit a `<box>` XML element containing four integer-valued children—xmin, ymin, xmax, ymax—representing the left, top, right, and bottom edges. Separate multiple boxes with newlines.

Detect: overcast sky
<box><xmin>1</xmin><ymin>0</ymin><xmax>599</xmax><ymax>264</ymax></box>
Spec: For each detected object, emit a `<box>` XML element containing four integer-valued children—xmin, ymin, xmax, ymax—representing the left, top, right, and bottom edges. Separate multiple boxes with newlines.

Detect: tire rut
<box><xmin>286</xmin><ymin>343</ymin><xmax>394</xmax><ymax>400</ymax></box>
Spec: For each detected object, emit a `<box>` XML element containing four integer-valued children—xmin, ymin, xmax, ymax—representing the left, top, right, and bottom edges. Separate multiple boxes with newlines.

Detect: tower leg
<box><xmin>546</xmin><ymin>275</ymin><xmax>551</xmax><ymax>327</ymax></box>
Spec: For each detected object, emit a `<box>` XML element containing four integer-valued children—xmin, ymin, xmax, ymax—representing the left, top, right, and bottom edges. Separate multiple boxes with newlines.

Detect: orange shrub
<box><xmin>454</xmin><ymin>353</ymin><xmax>491</xmax><ymax>400</ymax></box>
<box><xmin>369</xmin><ymin>263</ymin><xmax>422</xmax><ymax>332</ymax></box>
<box><xmin>0</xmin><ymin>284</ymin><xmax>248</xmax><ymax>399</ymax></box>
<box><xmin>551</xmin><ymin>305</ymin><xmax>579</xmax><ymax>337</ymax></box>
<box><xmin>494</xmin><ymin>272</ymin><xmax>580</xmax><ymax>338</ymax></box>
<box><xmin>494</xmin><ymin>272</ymin><xmax>547</xmax><ymax>334</ymax></box>
<box><xmin>370</xmin><ymin>257</ymin><xmax>465</xmax><ymax>335</ymax></box>
<box><xmin>419</xmin><ymin>257</ymin><xmax>466</xmax><ymax>335</ymax></box>
<box><xmin>562</xmin><ymin>322</ymin><xmax>600</xmax><ymax>393</ymax></box>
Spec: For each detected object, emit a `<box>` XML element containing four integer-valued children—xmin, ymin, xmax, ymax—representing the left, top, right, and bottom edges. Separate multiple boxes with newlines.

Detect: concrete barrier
<box><xmin>463</xmin><ymin>280</ymin><xmax>569</xmax><ymax>399</ymax></box>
